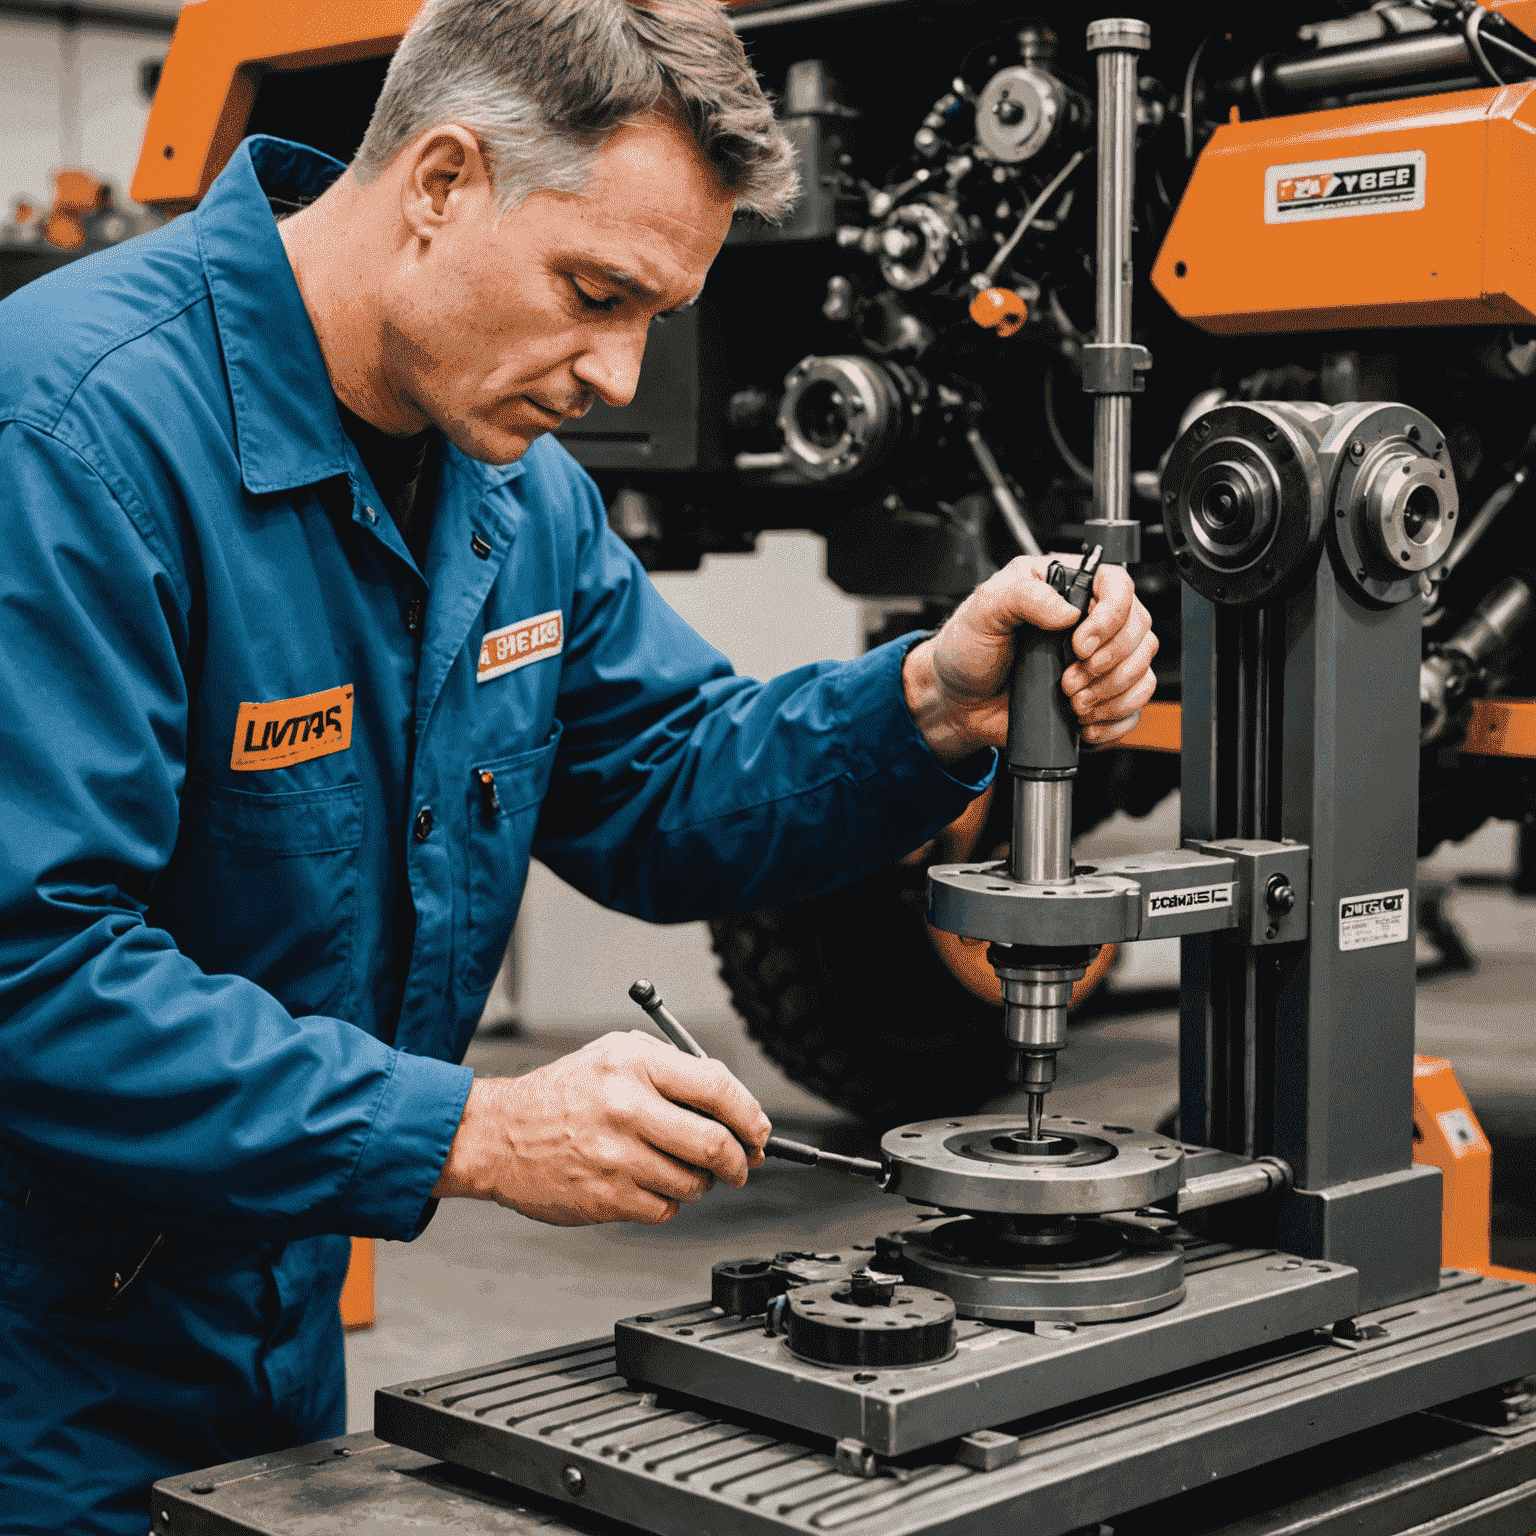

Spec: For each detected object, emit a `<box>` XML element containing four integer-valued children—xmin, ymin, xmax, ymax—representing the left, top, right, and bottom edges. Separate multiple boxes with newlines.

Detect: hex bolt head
<box><xmin>1350</xmin><ymin>439</ymin><xmax>1366</xmax><ymax>459</ymax></box>
<box><xmin>562</xmin><ymin>1466</ymin><xmax>585</xmax><ymax>1496</ymax></box>
<box><xmin>1265</xmin><ymin>875</ymin><xmax>1296</xmax><ymax>917</ymax></box>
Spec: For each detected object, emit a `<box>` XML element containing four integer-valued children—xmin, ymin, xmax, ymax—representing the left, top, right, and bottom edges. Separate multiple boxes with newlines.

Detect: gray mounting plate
<box><xmin>375</xmin><ymin>1272</ymin><xmax>1536</xmax><ymax>1536</ymax></box>
<box><xmin>608</xmin><ymin>1239</ymin><xmax>1353</xmax><ymax>1454</ymax></box>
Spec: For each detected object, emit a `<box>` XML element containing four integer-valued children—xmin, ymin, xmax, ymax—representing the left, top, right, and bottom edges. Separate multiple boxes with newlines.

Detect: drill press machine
<box><xmin>356</xmin><ymin>21</ymin><xmax>1536</xmax><ymax>1523</ymax></box>
<box><xmin>362</xmin><ymin>25</ymin><xmax>1536</xmax><ymax>1533</ymax></box>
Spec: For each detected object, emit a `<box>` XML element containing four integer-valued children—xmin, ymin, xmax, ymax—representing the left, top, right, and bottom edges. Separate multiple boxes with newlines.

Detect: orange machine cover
<box><xmin>1153</xmin><ymin>83</ymin><xmax>1536</xmax><ymax>333</ymax></box>
<box><xmin>131</xmin><ymin>0</ymin><xmax>764</xmax><ymax>214</ymax></box>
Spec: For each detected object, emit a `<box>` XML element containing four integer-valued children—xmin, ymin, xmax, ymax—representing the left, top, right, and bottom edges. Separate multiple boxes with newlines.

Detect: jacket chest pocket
<box><xmin>462</xmin><ymin>732</ymin><xmax>560</xmax><ymax>996</ymax></box>
<box><xmin>154</xmin><ymin>779</ymin><xmax>364</xmax><ymax>1023</ymax></box>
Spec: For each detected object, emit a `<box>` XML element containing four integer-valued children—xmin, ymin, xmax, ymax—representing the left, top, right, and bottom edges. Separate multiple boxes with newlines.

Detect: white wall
<box><xmin>0</xmin><ymin>3</ymin><xmax>178</xmax><ymax>215</ymax></box>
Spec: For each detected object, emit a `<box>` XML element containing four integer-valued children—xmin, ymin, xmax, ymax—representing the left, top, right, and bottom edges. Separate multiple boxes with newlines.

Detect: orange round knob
<box><xmin>969</xmin><ymin>286</ymin><xmax>1028</xmax><ymax>338</ymax></box>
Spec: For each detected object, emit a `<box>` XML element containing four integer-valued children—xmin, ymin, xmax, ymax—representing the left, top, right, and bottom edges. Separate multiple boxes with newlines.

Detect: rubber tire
<box><xmin>708</xmin><ymin>861</ymin><xmax>1011</xmax><ymax>1130</ymax></box>
<box><xmin>708</xmin><ymin>747</ymin><xmax>1180</xmax><ymax>1129</ymax></box>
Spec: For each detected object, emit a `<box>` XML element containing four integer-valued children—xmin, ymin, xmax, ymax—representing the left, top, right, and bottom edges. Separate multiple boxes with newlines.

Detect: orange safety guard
<box><xmin>340</xmin><ymin>1235</ymin><xmax>376</xmax><ymax>1330</ymax></box>
<box><xmin>1152</xmin><ymin>84</ymin><xmax>1536</xmax><ymax>334</ymax></box>
<box><xmin>1413</xmin><ymin>1055</ymin><xmax>1536</xmax><ymax>1283</ymax></box>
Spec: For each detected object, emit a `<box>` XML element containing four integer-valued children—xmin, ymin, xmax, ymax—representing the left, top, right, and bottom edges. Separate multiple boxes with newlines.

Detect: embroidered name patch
<box><xmin>230</xmin><ymin>685</ymin><xmax>353</xmax><ymax>771</ymax></box>
<box><xmin>478</xmin><ymin>610</ymin><xmax>563</xmax><ymax>684</ymax></box>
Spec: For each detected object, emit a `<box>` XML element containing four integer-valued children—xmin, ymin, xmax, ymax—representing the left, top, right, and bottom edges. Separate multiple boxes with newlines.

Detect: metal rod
<box><xmin>1442</xmin><ymin>468</ymin><xmax>1527</xmax><ymax>577</ymax></box>
<box><xmin>1177</xmin><ymin>1156</ymin><xmax>1292</xmax><ymax>1213</ymax></box>
<box><xmin>628</xmin><ymin>979</ymin><xmax>706</xmax><ymax>1058</ymax></box>
<box><xmin>967</xmin><ymin>428</ymin><xmax>1043</xmax><ymax>556</ymax></box>
<box><xmin>627</xmin><ymin>981</ymin><xmax>883</xmax><ymax>1180</ymax></box>
<box><xmin>1088</xmin><ymin>20</ymin><xmax>1147</xmax><ymax>531</ymax></box>
<box><xmin>1265</xmin><ymin>29</ymin><xmax>1475</xmax><ymax>98</ymax></box>
<box><xmin>1010</xmin><ymin>778</ymin><xmax>1073</xmax><ymax>884</ymax></box>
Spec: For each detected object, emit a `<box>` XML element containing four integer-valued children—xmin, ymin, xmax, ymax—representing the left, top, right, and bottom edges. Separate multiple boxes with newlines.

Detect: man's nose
<box><xmin>572</xmin><ymin>324</ymin><xmax>648</xmax><ymax>410</ymax></box>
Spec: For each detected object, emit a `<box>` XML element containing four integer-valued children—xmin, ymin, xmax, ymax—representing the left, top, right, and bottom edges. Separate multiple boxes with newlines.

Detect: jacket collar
<box><xmin>196</xmin><ymin>136</ymin><xmax>522</xmax><ymax>497</ymax></box>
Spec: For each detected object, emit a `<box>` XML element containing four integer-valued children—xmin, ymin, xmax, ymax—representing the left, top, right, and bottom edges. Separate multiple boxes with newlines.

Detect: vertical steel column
<box><xmin>1082</xmin><ymin>19</ymin><xmax>1149</xmax><ymax>567</ymax></box>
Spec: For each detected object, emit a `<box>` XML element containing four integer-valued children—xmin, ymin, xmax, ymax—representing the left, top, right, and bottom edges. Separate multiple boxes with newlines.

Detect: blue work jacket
<box><xmin>0</xmin><ymin>137</ymin><xmax>991</xmax><ymax>1246</ymax></box>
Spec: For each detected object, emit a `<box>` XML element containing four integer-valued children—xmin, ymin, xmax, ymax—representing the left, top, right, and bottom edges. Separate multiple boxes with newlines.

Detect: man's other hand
<box><xmin>431</xmin><ymin>1031</ymin><xmax>771</xmax><ymax>1225</ymax></box>
<box><xmin>902</xmin><ymin>555</ymin><xmax>1157</xmax><ymax>765</ymax></box>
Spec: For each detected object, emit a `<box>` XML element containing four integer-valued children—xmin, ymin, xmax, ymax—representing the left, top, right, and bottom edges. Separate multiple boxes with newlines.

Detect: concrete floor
<box><xmin>344</xmin><ymin>811</ymin><xmax>1536</xmax><ymax>1430</ymax></box>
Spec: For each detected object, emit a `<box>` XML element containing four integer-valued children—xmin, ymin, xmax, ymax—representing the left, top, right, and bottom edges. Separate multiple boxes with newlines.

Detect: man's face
<box><xmin>383</xmin><ymin>112</ymin><xmax>736</xmax><ymax>464</ymax></box>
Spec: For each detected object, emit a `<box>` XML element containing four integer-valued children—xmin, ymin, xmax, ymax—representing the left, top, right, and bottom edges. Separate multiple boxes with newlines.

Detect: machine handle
<box><xmin>1005</xmin><ymin>546</ymin><xmax>1102</xmax><ymax>778</ymax></box>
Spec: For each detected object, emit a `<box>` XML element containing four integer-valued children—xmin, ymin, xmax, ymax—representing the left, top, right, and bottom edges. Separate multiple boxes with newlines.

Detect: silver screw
<box><xmin>562</xmin><ymin>1466</ymin><xmax>585</xmax><ymax>1496</ymax></box>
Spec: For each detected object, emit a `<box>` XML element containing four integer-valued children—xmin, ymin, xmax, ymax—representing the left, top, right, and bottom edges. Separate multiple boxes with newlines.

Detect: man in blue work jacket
<box><xmin>0</xmin><ymin>2</ymin><xmax>1158</xmax><ymax>1528</ymax></box>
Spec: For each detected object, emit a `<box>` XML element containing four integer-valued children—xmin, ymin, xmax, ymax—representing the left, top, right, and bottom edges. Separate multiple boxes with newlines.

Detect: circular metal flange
<box><xmin>881</xmin><ymin>1115</ymin><xmax>1184</xmax><ymax>1216</ymax></box>
<box><xmin>927</xmin><ymin>862</ymin><xmax>1140</xmax><ymax>948</ymax></box>
<box><xmin>783</xmin><ymin>1279</ymin><xmax>956</xmax><ymax>1367</ymax></box>
<box><xmin>897</xmin><ymin>1216</ymin><xmax>1184</xmax><ymax>1323</ymax></box>
<box><xmin>878</xmin><ymin>201</ymin><xmax>958</xmax><ymax>291</ymax></box>
<box><xmin>777</xmin><ymin>354</ymin><xmax>904</xmax><ymax>481</ymax></box>
<box><xmin>975</xmin><ymin>66</ymin><xmax>1063</xmax><ymax>163</ymax></box>
<box><xmin>1163</xmin><ymin>404</ymin><xmax>1326</xmax><ymax>606</ymax></box>
<box><xmin>1329</xmin><ymin>405</ymin><xmax>1457</xmax><ymax>607</ymax></box>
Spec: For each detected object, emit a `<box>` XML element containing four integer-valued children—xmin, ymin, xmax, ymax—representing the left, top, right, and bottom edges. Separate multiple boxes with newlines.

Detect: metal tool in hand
<box><xmin>626</xmin><ymin>980</ymin><xmax>883</xmax><ymax>1181</ymax></box>
<box><xmin>1000</xmin><ymin>544</ymin><xmax>1103</xmax><ymax>1144</ymax></box>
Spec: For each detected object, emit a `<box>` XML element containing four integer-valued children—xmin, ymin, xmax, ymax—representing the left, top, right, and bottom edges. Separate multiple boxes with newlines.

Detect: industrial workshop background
<box><xmin>9</xmin><ymin>4</ymin><xmax>1536</xmax><ymax>1530</ymax></box>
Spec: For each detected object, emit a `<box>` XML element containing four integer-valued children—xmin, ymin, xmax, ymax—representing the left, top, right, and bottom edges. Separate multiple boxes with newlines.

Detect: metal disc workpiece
<box><xmin>896</xmin><ymin>1215</ymin><xmax>1186</xmax><ymax>1322</ymax></box>
<box><xmin>881</xmin><ymin>1115</ymin><xmax>1184</xmax><ymax>1215</ymax></box>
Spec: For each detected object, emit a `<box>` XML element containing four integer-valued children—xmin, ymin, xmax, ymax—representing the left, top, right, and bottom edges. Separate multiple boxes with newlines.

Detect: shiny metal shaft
<box><xmin>1087</xmin><ymin>19</ymin><xmax>1148</xmax><ymax>530</ymax></box>
<box><xmin>1010</xmin><ymin>777</ymin><xmax>1073</xmax><ymax>885</ymax></box>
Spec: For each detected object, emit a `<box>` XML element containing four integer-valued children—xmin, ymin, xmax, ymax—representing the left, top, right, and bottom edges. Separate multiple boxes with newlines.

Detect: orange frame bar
<box><xmin>132</xmin><ymin>0</ymin><xmax>423</xmax><ymax>213</ymax></box>
<box><xmin>1116</xmin><ymin>699</ymin><xmax>1535</xmax><ymax>758</ymax></box>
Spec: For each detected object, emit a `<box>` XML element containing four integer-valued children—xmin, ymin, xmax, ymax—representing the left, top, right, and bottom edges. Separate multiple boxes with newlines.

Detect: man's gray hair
<box><xmin>352</xmin><ymin>0</ymin><xmax>799</xmax><ymax>220</ymax></box>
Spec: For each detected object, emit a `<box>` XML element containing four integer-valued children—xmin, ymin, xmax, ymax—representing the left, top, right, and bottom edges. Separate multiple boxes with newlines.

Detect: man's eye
<box><xmin>570</xmin><ymin>279</ymin><xmax>620</xmax><ymax>313</ymax></box>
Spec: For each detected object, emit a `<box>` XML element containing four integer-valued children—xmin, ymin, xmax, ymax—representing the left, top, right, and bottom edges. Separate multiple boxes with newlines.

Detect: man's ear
<box><xmin>401</xmin><ymin>125</ymin><xmax>492</xmax><ymax>243</ymax></box>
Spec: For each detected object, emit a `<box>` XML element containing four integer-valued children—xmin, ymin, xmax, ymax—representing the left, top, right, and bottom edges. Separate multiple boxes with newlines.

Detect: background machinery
<box><xmin>128</xmin><ymin>0</ymin><xmax>1536</xmax><ymax>1131</ymax></box>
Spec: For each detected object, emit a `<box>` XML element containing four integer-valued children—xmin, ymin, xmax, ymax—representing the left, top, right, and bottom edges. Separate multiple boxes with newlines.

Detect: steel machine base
<box><xmin>360</xmin><ymin>1271</ymin><xmax>1536</xmax><ymax>1536</ymax></box>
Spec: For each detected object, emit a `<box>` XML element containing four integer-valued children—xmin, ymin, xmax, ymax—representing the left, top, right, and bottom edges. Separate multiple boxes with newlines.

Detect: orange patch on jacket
<box><xmin>477</xmin><ymin>611</ymin><xmax>563</xmax><ymax>683</ymax></box>
<box><xmin>230</xmin><ymin>685</ymin><xmax>353</xmax><ymax>770</ymax></box>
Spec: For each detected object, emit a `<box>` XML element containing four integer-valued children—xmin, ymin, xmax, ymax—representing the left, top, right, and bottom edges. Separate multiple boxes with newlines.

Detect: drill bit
<box><xmin>1027</xmin><ymin>1092</ymin><xmax>1044</xmax><ymax>1144</ymax></box>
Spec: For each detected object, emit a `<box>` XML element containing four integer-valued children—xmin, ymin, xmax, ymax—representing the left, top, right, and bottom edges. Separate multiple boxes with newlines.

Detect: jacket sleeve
<box><xmin>533</xmin><ymin>463</ymin><xmax>996</xmax><ymax>922</ymax></box>
<box><xmin>0</xmin><ymin>422</ymin><xmax>471</xmax><ymax>1241</ymax></box>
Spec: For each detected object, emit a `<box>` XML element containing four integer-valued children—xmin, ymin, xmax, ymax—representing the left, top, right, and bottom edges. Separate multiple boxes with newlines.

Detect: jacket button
<box><xmin>413</xmin><ymin>807</ymin><xmax>434</xmax><ymax>842</ymax></box>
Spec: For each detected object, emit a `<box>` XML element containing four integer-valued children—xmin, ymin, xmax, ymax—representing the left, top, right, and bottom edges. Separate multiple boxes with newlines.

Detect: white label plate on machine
<box><xmin>1145</xmin><ymin>882</ymin><xmax>1234</xmax><ymax>919</ymax></box>
<box><xmin>1338</xmin><ymin>888</ymin><xmax>1410</xmax><ymax>951</ymax></box>
<box><xmin>1264</xmin><ymin>149</ymin><xmax>1426</xmax><ymax>224</ymax></box>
